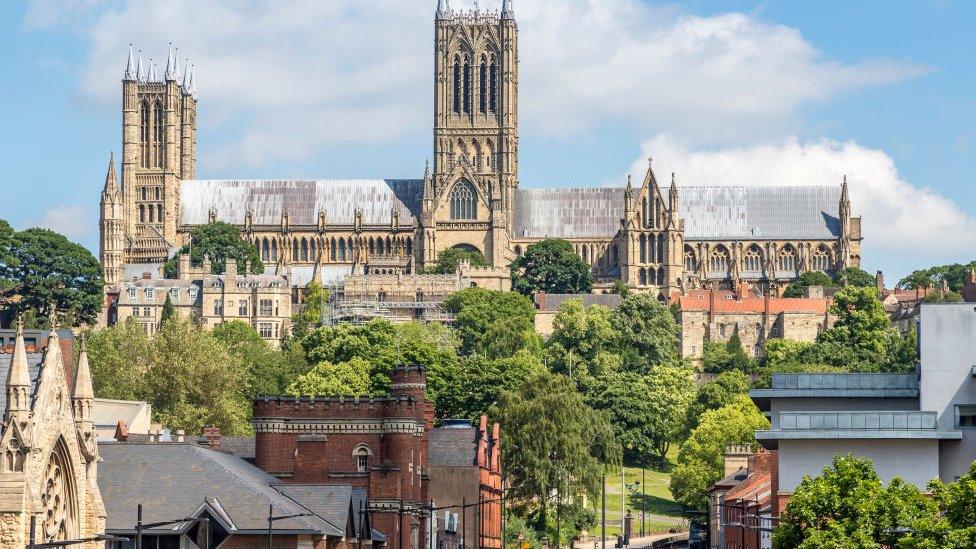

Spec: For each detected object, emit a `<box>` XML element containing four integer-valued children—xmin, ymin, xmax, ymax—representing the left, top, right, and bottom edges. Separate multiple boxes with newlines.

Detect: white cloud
<box><xmin>40</xmin><ymin>0</ymin><xmax>929</xmax><ymax>167</ymax></box>
<box><xmin>34</xmin><ymin>204</ymin><xmax>95</xmax><ymax>243</ymax></box>
<box><xmin>628</xmin><ymin>135</ymin><xmax>976</xmax><ymax>271</ymax></box>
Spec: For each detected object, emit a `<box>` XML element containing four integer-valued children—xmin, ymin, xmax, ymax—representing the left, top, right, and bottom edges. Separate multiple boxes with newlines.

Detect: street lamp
<box><xmin>268</xmin><ymin>503</ymin><xmax>314</xmax><ymax>549</ymax></box>
<box><xmin>27</xmin><ymin>516</ymin><xmax>129</xmax><ymax>549</ymax></box>
<box><xmin>624</xmin><ymin>480</ymin><xmax>641</xmax><ymax>540</ymax></box>
<box><xmin>133</xmin><ymin>503</ymin><xmax>210</xmax><ymax>549</ymax></box>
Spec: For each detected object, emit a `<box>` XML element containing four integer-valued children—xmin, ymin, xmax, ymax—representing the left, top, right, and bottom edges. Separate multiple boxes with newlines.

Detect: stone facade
<box><xmin>0</xmin><ymin>325</ymin><xmax>105</xmax><ymax>547</ymax></box>
<box><xmin>675</xmin><ymin>287</ymin><xmax>831</xmax><ymax>359</ymax></box>
<box><xmin>111</xmin><ymin>257</ymin><xmax>292</xmax><ymax>344</ymax></box>
<box><xmin>254</xmin><ymin>366</ymin><xmax>432</xmax><ymax>549</ymax></box>
<box><xmin>99</xmin><ymin>4</ymin><xmax>861</xmax><ymax>300</ymax></box>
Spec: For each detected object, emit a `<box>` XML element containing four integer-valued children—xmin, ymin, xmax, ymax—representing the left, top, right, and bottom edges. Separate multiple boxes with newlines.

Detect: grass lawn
<box><xmin>587</xmin><ymin>449</ymin><xmax>689</xmax><ymax>538</ymax></box>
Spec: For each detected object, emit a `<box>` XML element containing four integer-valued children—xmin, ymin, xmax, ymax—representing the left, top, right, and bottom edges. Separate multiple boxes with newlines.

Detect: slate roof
<box><xmin>275</xmin><ymin>484</ymin><xmax>355</xmax><ymax>536</ymax></box>
<box><xmin>180</xmin><ymin>180</ymin><xmax>423</xmax><ymax>226</ymax></box>
<box><xmin>98</xmin><ymin>442</ymin><xmax>343</xmax><ymax>536</ymax></box>
<box><xmin>533</xmin><ymin>293</ymin><xmax>624</xmax><ymax>312</ymax></box>
<box><xmin>512</xmin><ymin>185</ymin><xmax>841</xmax><ymax>240</ymax></box>
<box><xmin>0</xmin><ymin>352</ymin><xmax>43</xmax><ymax>416</ymax></box>
<box><xmin>428</xmin><ymin>422</ymin><xmax>477</xmax><ymax>467</ymax></box>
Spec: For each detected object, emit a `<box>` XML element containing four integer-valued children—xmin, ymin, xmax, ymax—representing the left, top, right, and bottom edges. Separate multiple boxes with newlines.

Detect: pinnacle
<box><xmin>7</xmin><ymin>317</ymin><xmax>30</xmax><ymax>388</ymax></box>
<box><xmin>103</xmin><ymin>151</ymin><xmax>119</xmax><ymax>193</ymax></box>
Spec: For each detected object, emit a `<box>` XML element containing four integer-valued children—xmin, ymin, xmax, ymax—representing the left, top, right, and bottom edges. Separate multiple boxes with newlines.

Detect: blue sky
<box><xmin>0</xmin><ymin>0</ymin><xmax>973</xmax><ymax>283</ymax></box>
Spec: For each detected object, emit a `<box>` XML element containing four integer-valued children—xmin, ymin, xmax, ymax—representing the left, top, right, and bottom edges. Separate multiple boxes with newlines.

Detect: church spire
<box><xmin>73</xmin><ymin>337</ymin><xmax>94</xmax><ymax>401</ymax></box>
<box><xmin>669</xmin><ymin>172</ymin><xmax>679</xmax><ymax>211</ymax></box>
<box><xmin>841</xmin><ymin>174</ymin><xmax>850</xmax><ymax>205</ymax></box>
<box><xmin>5</xmin><ymin>319</ymin><xmax>31</xmax><ymax>421</ymax></box>
<box><xmin>136</xmin><ymin>50</ymin><xmax>146</xmax><ymax>81</ymax></box>
<box><xmin>165</xmin><ymin>43</ymin><xmax>177</xmax><ymax>81</ymax></box>
<box><xmin>436</xmin><ymin>0</ymin><xmax>451</xmax><ymax>19</ymax></box>
<box><xmin>182</xmin><ymin>58</ymin><xmax>191</xmax><ymax>92</ymax></box>
<box><xmin>501</xmin><ymin>0</ymin><xmax>514</xmax><ymax>19</ymax></box>
<box><xmin>103</xmin><ymin>151</ymin><xmax>119</xmax><ymax>194</ymax></box>
<box><xmin>124</xmin><ymin>44</ymin><xmax>136</xmax><ymax>80</ymax></box>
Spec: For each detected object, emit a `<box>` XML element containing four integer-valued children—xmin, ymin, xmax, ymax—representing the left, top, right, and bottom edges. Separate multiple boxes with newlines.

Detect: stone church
<box><xmin>0</xmin><ymin>324</ymin><xmax>105</xmax><ymax>547</ymax></box>
<box><xmin>100</xmin><ymin>0</ymin><xmax>861</xmax><ymax>300</ymax></box>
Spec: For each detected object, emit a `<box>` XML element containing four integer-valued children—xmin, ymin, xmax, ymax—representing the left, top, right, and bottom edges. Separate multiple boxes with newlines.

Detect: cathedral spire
<box><xmin>124</xmin><ymin>43</ymin><xmax>136</xmax><ymax>80</ymax></box>
<box><xmin>5</xmin><ymin>319</ymin><xmax>31</xmax><ymax>421</ymax></box>
<box><xmin>73</xmin><ymin>337</ymin><xmax>94</xmax><ymax>401</ymax></box>
<box><xmin>172</xmin><ymin>48</ymin><xmax>182</xmax><ymax>82</ymax></box>
<box><xmin>186</xmin><ymin>64</ymin><xmax>197</xmax><ymax>97</ymax></box>
<box><xmin>165</xmin><ymin>43</ymin><xmax>177</xmax><ymax>81</ymax></box>
<box><xmin>136</xmin><ymin>50</ymin><xmax>146</xmax><ymax>81</ymax></box>
<box><xmin>501</xmin><ymin>0</ymin><xmax>514</xmax><ymax>19</ymax></box>
<box><xmin>841</xmin><ymin>174</ymin><xmax>850</xmax><ymax>205</ymax></box>
<box><xmin>436</xmin><ymin>0</ymin><xmax>451</xmax><ymax>19</ymax></box>
<box><xmin>103</xmin><ymin>151</ymin><xmax>119</xmax><ymax>194</ymax></box>
<box><xmin>669</xmin><ymin>172</ymin><xmax>679</xmax><ymax>212</ymax></box>
<box><xmin>148</xmin><ymin>58</ymin><xmax>158</xmax><ymax>81</ymax></box>
<box><xmin>182</xmin><ymin>58</ymin><xmax>191</xmax><ymax>92</ymax></box>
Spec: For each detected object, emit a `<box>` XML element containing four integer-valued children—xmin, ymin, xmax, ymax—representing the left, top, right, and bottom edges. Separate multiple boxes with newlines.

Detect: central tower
<box><xmin>421</xmin><ymin>0</ymin><xmax>518</xmax><ymax>269</ymax></box>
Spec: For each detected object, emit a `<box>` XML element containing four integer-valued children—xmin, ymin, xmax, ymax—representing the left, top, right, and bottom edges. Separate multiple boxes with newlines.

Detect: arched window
<box><xmin>639</xmin><ymin>267</ymin><xmax>647</xmax><ymax>286</ymax></box>
<box><xmin>684</xmin><ymin>247</ymin><xmax>696</xmax><ymax>273</ymax></box>
<box><xmin>157</xmin><ymin>204</ymin><xmax>163</xmax><ymax>223</ymax></box>
<box><xmin>353</xmin><ymin>444</ymin><xmax>372</xmax><ymax>473</ymax></box>
<box><xmin>339</xmin><ymin>238</ymin><xmax>347</xmax><ymax>261</ymax></box>
<box><xmin>300</xmin><ymin>238</ymin><xmax>309</xmax><ymax>262</ymax></box>
<box><xmin>641</xmin><ymin>198</ymin><xmax>648</xmax><ymax>229</ymax></box>
<box><xmin>657</xmin><ymin>267</ymin><xmax>665</xmax><ymax>286</ymax></box>
<box><xmin>812</xmin><ymin>246</ymin><xmax>832</xmax><ymax>272</ymax></box>
<box><xmin>40</xmin><ymin>438</ymin><xmax>78</xmax><ymax>541</ymax></box>
<box><xmin>453</xmin><ymin>56</ymin><xmax>462</xmax><ymax>114</ymax></box>
<box><xmin>406</xmin><ymin>237</ymin><xmax>413</xmax><ymax>256</ymax></box>
<box><xmin>153</xmin><ymin>101</ymin><xmax>164</xmax><ymax>168</ymax></box>
<box><xmin>148</xmin><ymin>205</ymin><xmax>155</xmax><ymax>223</ymax></box>
<box><xmin>515</xmin><ymin>245</ymin><xmax>522</xmax><ymax>256</ymax></box>
<box><xmin>744</xmin><ymin>245</ymin><xmax>763</xmax><ymax>273</ymax></box>
<box><xmin>292</xmin><ymin>240</ymin><xmax>299</xmax><ymax>261</ymax></box>
<box><xmin>377</xmin><ymin>238</ymin><xmax>385</xmax><ymax>256</ymax></box>
<box><xmin>271</xmin><ymin>239</ymin><xmax>278</xmax><ymax>262</ymax></box>
<box><xmin>778</xmin><ymin>246</ymin><xmax>797</xmax><ymax>273</ymax></box>
<box><xmin>463</xmin><ymin>55</ymin><xmax>471</xmax><ymax>113</ymax></box>
<box><xmin>386</xmin><ymin>237</ymin><xmax>393</xmax><ymax>255</ymax></box>
<box><xmin>479</xmin><ymin>56</ymin><xmax>488</xmax><ymax>113</ymax></box>
<box><xmin>261</xmin><ymin>238</ymin><xmax>270</xmax><ymax>262</ymax></box>
<box><xmin>639</xmin><ymin>234</ymin><xmax>647</xmax><ymax>263</ymax></box>
<box><xmin>450</xmin><ymin>180</ymin><xmax>477</xmax><ymax>220</ymax></box>
<box><xmin>612</xmin><ymin>244</ymin><xmax>619</xmax><ymax>264</ymax></box>
<box><xmin>140</xmin><ymin>101</ymin><xmax>150</xmax><ymax>168</ymax></box>
<box><xmin>657</xmin><ymin>234</ymin><xmax>665</xmax><ymax>264</ymax></box>
<box><xmin>582</xmin><ymin>246</ymin><xmax>589</xmax><ymax>263</ymax></box>
<box><xmin>489</xmin><ymin>57</ymin><xmax>498</xmax><ymax>112</ymax></box>
<box><xmin>330</xmin><ymin>238</ymin><xmax>337</xmax><ymax>262</ymax></box>
<box><xmin>139</xmin><ymin>205</ymin><xmax>145</xmax><ymax>223</ymax></box>
<box><xmin>709</xmin><ymin>247</ymin><xmax>731</xmax><ymax>276</ymax></box>
<box><xmin>311</xmin><ymin>240</ymin><xmax>317</xmax><ymax>261</ymax></box>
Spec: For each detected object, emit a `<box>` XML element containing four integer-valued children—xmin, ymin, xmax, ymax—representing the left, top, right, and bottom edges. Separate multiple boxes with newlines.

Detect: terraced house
<box><xmin>99</xmin><ymin>0</ymin><xmax>862</xmax><ymax>300</ymax></box>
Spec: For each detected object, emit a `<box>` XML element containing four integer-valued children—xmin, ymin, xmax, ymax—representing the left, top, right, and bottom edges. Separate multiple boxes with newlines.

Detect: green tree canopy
<box><xmin>783</xmin><ymin>271</ymin><xmax>835</xmax><ymax>297</ymax></box>
<box><xmin>0</xmin><ymin>226</ymin><xmax>102</xmax><ymax>327</ymax></box>
<box><xmin>286</xmin><ymin>357</ymin><xmax>372</xmax><ymax>396</ymax></box>
<box><xmin>610</xmin><ymin>293</ymin><xmax>681</xmax><ymax>372</ymax></box>
<box><xmin>898</xmin><ymin>261</ymin><xmax>976</xmax><ymax>292</ymax></box>
<box><xmin>160</xmin><ymin>294</ymin><xmax>176</xmax><ymax>325</ymax></box>
<box><xmin>88</xmin><ymin>317</ymin><xmax>251</xmax><ymax>435</ymax></box>
<box><xmin>492</xmin><ymin>372</ymin><xmax>620</xmax><ymax>542</ymax></box>
<box><xmin>669</xmin><ymin>395</ymin><xmax>769</xmax><ymax>510</ymax></box>
<box><xmin>211</xmin><ymin>320</ymin><xmax>309</xmax><ymax>396</ymax></box>
<box><xmin>701</xmin><ymin>333</ymin><xmax>758</xmax><ymax>374</ymax></box>
<box><xmin>593</xmin><ymin>366</ymin><xmax>695</xmax><ymax>465</ymax></box>
<box><xmin>815</xmin><ymin>286</ymin><xmax>911</xmax><ymax>371</ymax></box>
<box><xmin>774</xmin><ymin>455</ymin><xmax>935</xmax><ymax>549</ymax></box>
<box><xmin>291</xmin><ymin>280</ymin><xmax>328</xmax><ymax>340</ymax></box>
<box><xmin>427</xmin><ymin>246</ymin><xmax>489</xmax><ymax>274</ymax></box>
<box><xmin>834</xmin><ymin>267</ymin><xmax>876</xmax><ymax>288</ymax></box>
<box><xmin>510</xmin><ymin>239</ymin><xmax>593</xmax><ymax>296</ymax></box>
<box><xmin>433</xmin><ymin>350</ymin><xmax>547</xmax><ymax>422</ymax></box>
<box><xmin>681</xmin><ymin>370</ymin><xmax>750</xmax><ymax>441</ymax></box>
<box><xmin>443</xmin><ymin>287</ymin><xmax>536</xmax><ymax>356</ymax></box>
<box><xmin>544</xmin><ymin>299</ymin><xmax>620</xmax><ymax>383</ymax></box>
<box><xmin>163</xmin><ymin>222</ymin><xmax>263</xmax><ymax>278</ymax></box>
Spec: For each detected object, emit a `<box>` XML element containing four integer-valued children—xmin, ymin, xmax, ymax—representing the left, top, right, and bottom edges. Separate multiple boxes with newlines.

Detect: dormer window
<box><xmin>145</xmin><ymin>287</ymin><xmax>155</xmax><ymax>300</ymax></box>
<box><xmin>128</xmin><ymin>288</ymin><xmax>137</xmax><ymax>300</ymax></box>
<box><xmin>170</xmin><ymin>287</ymin><xmax>180</xmax><ymax>300</ymax></box>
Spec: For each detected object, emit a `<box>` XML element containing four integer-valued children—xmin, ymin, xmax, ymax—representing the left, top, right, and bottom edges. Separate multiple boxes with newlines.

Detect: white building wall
<box><xmin>918</xmin><ymin>303</ymin><xmax>976</xmax><ymax>481</ymax></box>
<box><xmin>777</xmin><ymin>439</ymin><xmax>940</xmax><ymax>493</ymax></box>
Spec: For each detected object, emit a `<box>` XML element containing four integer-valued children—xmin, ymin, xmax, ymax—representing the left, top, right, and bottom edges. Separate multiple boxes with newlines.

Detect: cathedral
<box><xmin>100</xmin><ymin>0</ymin><xmax>861</xmax><ymax>300</ymax></box>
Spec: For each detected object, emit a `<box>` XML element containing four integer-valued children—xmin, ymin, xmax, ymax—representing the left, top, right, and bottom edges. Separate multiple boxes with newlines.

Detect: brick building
<box><xmin>710</xmin><ymin>447</ymin><xmax>776</xmax><ymax>549</ymax></box>
<box><xmin>427</xmin><ymin>417</ymin><xmax>503</xmax><ymax>549</ymax></box>
<box><xmin>254</xmin><ymin>365</ymin><xmax>432</xmax><ymax>549</ymax></box>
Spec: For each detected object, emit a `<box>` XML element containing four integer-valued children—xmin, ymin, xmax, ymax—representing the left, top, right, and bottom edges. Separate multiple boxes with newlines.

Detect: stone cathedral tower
<box><xmin>421</xmin><ymin>0</ymin><xmax>518</xmax><ymax>269</ymax></box>
<box><xmin>101</xmin><ymin>44</ymin><xmax>197</xmax><ymax>285</ymax></box>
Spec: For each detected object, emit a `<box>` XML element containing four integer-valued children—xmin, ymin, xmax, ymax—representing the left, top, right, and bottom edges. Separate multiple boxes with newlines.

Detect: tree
<box><xmin>681</xmin><ymin>370</ymin><xmax>750</xmax><ymax>441</ymax></box>
<box><xmin>924</xmin><ymin>288</ymin><xmax>964</xmax><ymax>303</ymax></box>
<box><xmin>87</xmin><ymin>316</ymin><xmax>251</xmax><ymax>435</ymax></box>
<box><xmin>594</xmin><ymin>366</ymin><xmax>695</xmax><ymax>465</ymax></box>
<box><xmin>903</xmin><ymin>461</ymin><xmax>976</xmax><ymax>548</ymax></box>
<box><xmin>492</xmin><ymin>372</ymin><xmax>620</xmax><ymax>543</ymax></box>
<box><xmin>292</xmin><ymin>280</ymin><xmax>328</xmax><ymax>340</ymax></box>
<box><xmin>669</xmin><ymin>395</ymin><xmax>769</xmax><ymax>510</ymax></box>
<box><xmin>286</xmin><ymin>357</ymin><xmax>372</xmax><ymax>396</ymax></box>
<box><xmin>782</xmin><ymin>271</ymin><xmax>834</xmax><ymax>298</ymax></box>
<box><xmin>212</xmin><ymin>320</ymin><xmax>309</xmax><ymax>396</ymax></box>
<box><xmin>427</xmin><ymin>246</ymin><xmax>488</xmax><ymax>274</ymax></box>
<box><xmin>611</xmin><ymin>293</ymin><xmax>681</xmax><ymax>372</ymax></box>
<box><xmin>701</xmin><ymin>333</ymin><xmax>757</xmax><ymax>374</ymax></box>
<box><xmin>898</xmin><ymin>261</ymin><xmax>976</xmax><ymax>292</ymax></box>
<box><xmin>163</xmin><ymin>222</ymin><xmax>263</xmax><ymax>278</ymax></box>
<box><xmin>160</xmin><ymin>294</ymin><xmax>176</xmax><ymax>325</ymax></box>
<box><xmin>0</xmin><ymin>227</ymin><xmax>103</xmax><ymax>327</ymax></box>
<box><xmin>510</xmin><ymin>239</ymin><xmax>593</xmax><ymax>296</ymax></box>
<box><xmin>815</xmin><ymin>286</ymin><xmax>907</xmax><ymax>371</ymax></box>
<box><xmin>545</xmin><ymin>299</ymin><xmax>620</xmax><ymax>383</ymax></box>
<box><xmin>774</xmin><ymin>455</ymin><xmax>935</xmax><ymax>549</ymax></box>
<box><xmin>433</xmin><ymin>351</ymin><xmax>547</xmax><ymax>422</ymax></box>
<box><xmin>443</xmin><ymin>287</ymin><xmax>535</xmax><ymax>356</ymax></box>
<box><xmin>834</xmin><ymin>267</ymin><xmax>876</xmax><ymax>288</ymax></box>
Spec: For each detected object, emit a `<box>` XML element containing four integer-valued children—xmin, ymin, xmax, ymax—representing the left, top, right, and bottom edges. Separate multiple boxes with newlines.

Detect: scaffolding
<box><xmin>324</xmin><ymin>282</ymin><xmax>457</xmax><ymax>326</ymax></box>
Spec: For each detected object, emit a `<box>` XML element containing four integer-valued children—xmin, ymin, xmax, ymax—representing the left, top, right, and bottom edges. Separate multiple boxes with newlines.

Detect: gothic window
<box><xmin>641</xmin><ymin>198</ymin><xmax>648</xmax><ymax>228</ymax></box>
<box><xmin>744</xmin><ymin>245</ymin><xmax>763</xmax><ymax>273</ymax></box>
<box><xmin>261</xmin><ymin>239</ymin><xmax>270</xmax><ymax>262</ymax></box>
<box><xmin>155</xmin><ymin>187</ymin><xmax>161</xmax><ymax>200</ymax></box>
<box><xmin>292</xmin><ymin>240</ymin><xmax>299</xmax><ymax>261</ymax></box>
<box><xmin>329</xmin><ymin>238</ymin><xmax>337</xmax><ymax>262</ymax></box>
<box><xmin>339</xmin><ymin>238</ymin><xmax>347</xmax><ymax>261</ymax></box>
<box><xmin>812</xmin><ymin>246</ymin><xmax>832</xmax><ymax>272</ymax></box>
<box><xmin>140</xmin><ymin>101</ymin><xmax>150</xmax><ymax>168</ymax></box>
<box><xmin>612</xmin><ymin>244</ymin><xmax>619</xmax><ymax>264</ymax></box>
<box><xmin>684</xmin><ymin>248</ymin><xmax>696</xmax><ymax>273</ymax></box>
<box><xmin>479</xmin><ymin>56</ymin><xmax>488</xmax><ymax>113</ymax></box>
<box><xmin>354</xmin><ymin>444</ymin><xmax>372</xmax><ymax>473</ymax></box>
<box><xmin>148</xmin><ymin>204</ymin><xmax>155</xmax><ymax>223</ymax></box>
<box><xmin>369</xmin><ymin>237</ymin><xmax>376</xmax><ymax>256</ymax></box>
<box><xmin>639</xmin><ymin>267</ymin><xmax>647</xmax><ymax>286</ymax></box>
<box><xmin>463</xmin><ymin>56</ymin><xmax>471</xmax><ymax>113</ymax></box>
<box><xmin>582</xmin><ymin>246</ymin><xmax>588</xmax><ymax>262</ymax></box>
<box><xmin>301</xmin><ymin>238</ymin><xmax>309</xmax><ymax>262</ymax></box>
<box><xmin>271</xmin><ymin>240</ymin><xmax>278</xmax><ymax>262</ymax></box>
<box><xmin>157</xmin><ymin>204</ymin><xmax>163</xmax><ymax>223</ymax></box>
<box><xmin>386</xmin><ymin>237</ymin><xmax>393</xmax><ymax>255</ymax></box>
<box><xmin>657</xmin><ymin>234</ymin><xmax>665</xmax><ymax>264</ymax></box>
<box><xmin>310</xmin><ymin>240</ymin><xmax>317</xmax><ymax>261</ymax></box>
<box><xmin>450</xmin><ymin>179</ymin><xmax>477</xmax><ymax>220</ymax></box>
<box><xmin>777</xmin><ymin>246</ymin><xmax>798</xmax><ymax>273</ymax></box>
<box><xmin>639</xmin><ymin>234</ymin><xmax>647</xmax><ymax>263</ymax></box>
<box><xmin>657</xmin><ymin>267</ymin><xmax>665</xmax><ymax>286</ymax></box>
<box><xmin>708</xmin><ymin>247</ymin><xmax>731</xmax><ymax>276</ymax></box>
<box><xmin>406</xmin><ymin>237</ymin><xmax>413</xmax><ymax>256</ymax></box>
<box><xmin>453</xmin><ymin>56</ymin><xmax>461</xmax><ymax>114</ymax></box>
<box><xmin>139</xmin><ymin>205</ymin><xmax>145</xmax><ymax>223</ymax></box>
<box><xmin>489</xmin><ymin>58</ymin><xmax>498</xmax><ymax>112</ymax></box>
<box><xmin>153</xmin><ymin>101</ymin><xmax>164</xmax><ymax>168</ymax></box>
<box><xmin>41</xmin><ymin>439</ymin><xmax>78</xmax><ymax>542</ymax></box>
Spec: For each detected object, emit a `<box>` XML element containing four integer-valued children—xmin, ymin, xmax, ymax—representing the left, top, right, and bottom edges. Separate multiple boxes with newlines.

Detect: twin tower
<box><xmin>100</xmin><ymin>1</ymin><xmax>520</xmax><ymax>283</ymax></box>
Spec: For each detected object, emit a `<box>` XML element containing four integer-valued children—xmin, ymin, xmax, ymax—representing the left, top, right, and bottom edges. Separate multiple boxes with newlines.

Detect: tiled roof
<box><xmin>428</xmin><ymin>424</ymin><xmax>477</xmax><ymax>467</ymax></box>
<box><xmin>534</xmin><ymin>293</ymin><xmax>624</xmax><ymax>312</ymax></box>
<box><xmin>98</xmin><ymin>442</ymin><xmax>343</xmax><ymax>536</ymax></box>
<box><xmin>676</xmin><ymin>295</ymin><xmax>829</xmax><ymax>314</ymax></box>
<box><xmin>179</xmin><ymin>179</ymin><xmax>423</xmax><ymax>226</ymax></box>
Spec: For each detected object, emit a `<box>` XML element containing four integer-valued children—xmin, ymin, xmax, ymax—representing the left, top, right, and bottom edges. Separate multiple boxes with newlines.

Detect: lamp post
<box><xmin>27</xmin><ymin>515</ymin><xmax>129</xmax><ymax>549</ymax></box>
<box><xmin>134</xmin><ymin>503</ymin><xmax>210</xmax><ymax>549</ymax></box>
<box><xmin>268</xmin><ymin>503</ymin><xmax>314</xmax><ymax>549</ymax></box>
<box><xmin>624</xmin><ymin>480</ymin><xmax>640</xmax><ymax>543</ymax></box>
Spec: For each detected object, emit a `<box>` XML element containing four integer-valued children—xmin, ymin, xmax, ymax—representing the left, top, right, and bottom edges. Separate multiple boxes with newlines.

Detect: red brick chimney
<box><xmin>114</xmin><ymin>420</ymin><xmax>129</xmax><ymax>442</ymax></box>
<box><xmin>202</xmin><ymin>426</ymin><xmax>222</xmax><ymax>450</ymax></box>
<box><xmin>876</xmin><ymin>271</ymin><xmax>885</xmax><ymax>293</ymax></box>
